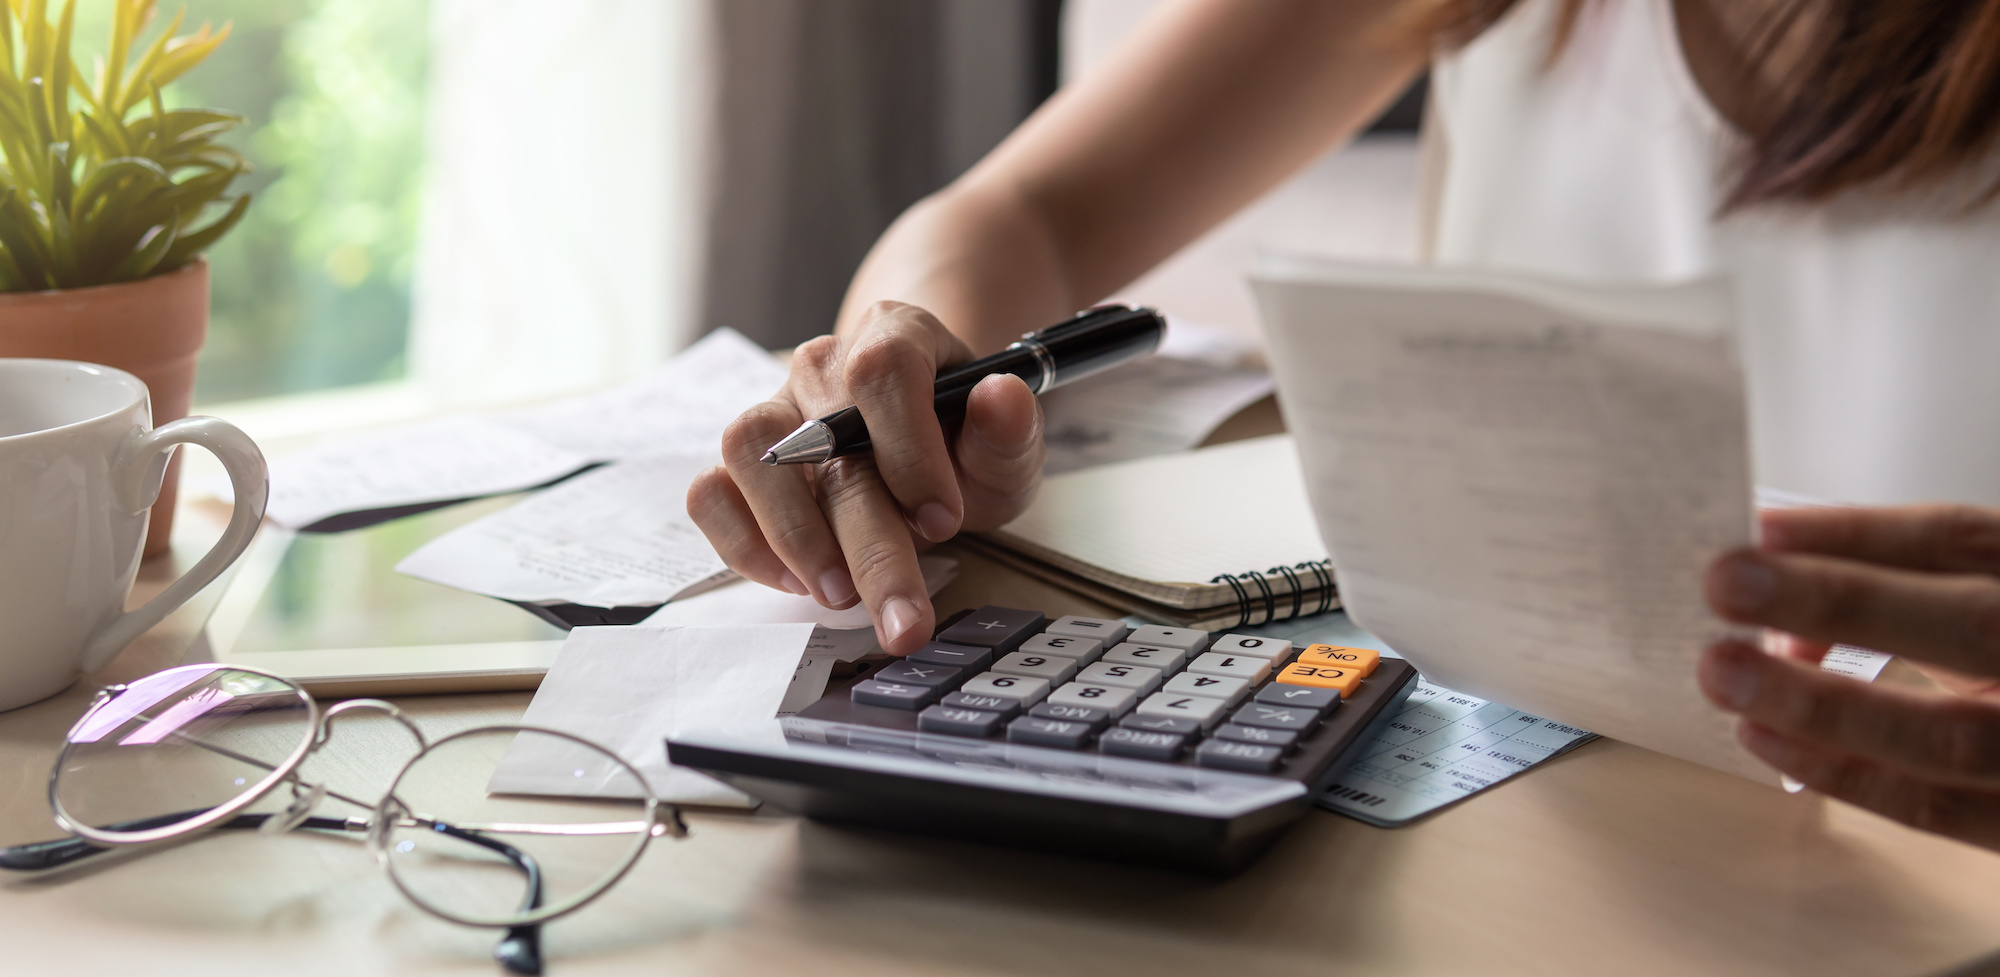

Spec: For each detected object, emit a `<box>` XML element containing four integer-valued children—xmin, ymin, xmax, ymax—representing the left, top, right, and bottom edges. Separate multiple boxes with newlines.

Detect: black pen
<box><xmin>761</xmin><ymin>304</ymin><xmax>1167</xmax><ymax>465</ymax></box>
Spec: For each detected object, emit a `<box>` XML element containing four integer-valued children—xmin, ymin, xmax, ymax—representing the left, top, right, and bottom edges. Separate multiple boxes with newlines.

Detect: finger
<box><xmin>955</xmin><ymin>373</ymin><xmax>1045</xmax><ymax>532</ymax></box>
<box><xmin>687</xmin><ymin>466</ymin><xmax>809</xmax><ymax>595</ymax></box>
<box><xmin>815</xmin><ymin>456</ymin><xmax>934</xmax><ymax>655</ymax></box>
<box><xmin>842</xmin><ymin>302</ymin><xmax>970</xmax><ymax>543</ymax></box>
<box><xmin>1762</xmin><ymin>504</ymin><xmax>2000</xmax><ymax>574</ymax></box>
<box><xmin>1699</xmin><ymin>639</ymin><xmax>2000</xmax><ymax>789</ymax></box>
<box><xmin>720</xmin><ymin>400</ymin><xmax>857</xmax><ymax>609</ymax></box>
<box><xmin>1736</xmin><ymin>721</ymin><xmax>2000</xmax><ymax>850</ymax></box>
<box><xmin>1706</xmin><ymin>548</ymin><xmax>2000</xmax><ymax>676</ymax></box>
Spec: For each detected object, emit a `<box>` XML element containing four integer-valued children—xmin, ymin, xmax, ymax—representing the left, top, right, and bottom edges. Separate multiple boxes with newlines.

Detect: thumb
<box><xmin>955</xmin><ymin>373</ymin><xmax>1044</xmax><ymax>532</ymax></box>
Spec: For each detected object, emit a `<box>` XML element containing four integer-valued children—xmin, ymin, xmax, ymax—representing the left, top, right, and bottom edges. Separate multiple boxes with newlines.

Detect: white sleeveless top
<box><xmin>1426</xmin><ymin>0</ymin><xmax>2000</xmax><ymax>505</ymax></box>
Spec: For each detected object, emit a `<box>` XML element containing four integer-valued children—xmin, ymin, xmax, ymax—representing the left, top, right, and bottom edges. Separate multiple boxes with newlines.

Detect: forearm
<box><xmin>836</xmin><ymin>181</ymin><xmax>1080</xmax><ymax>355</ymax></box>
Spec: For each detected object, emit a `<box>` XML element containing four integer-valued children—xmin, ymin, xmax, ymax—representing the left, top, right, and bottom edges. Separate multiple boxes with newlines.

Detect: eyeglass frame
<box><xmin>40</xmin><ymin>662</ymin><xmax>688</xmax><ymax>930</ymax></box>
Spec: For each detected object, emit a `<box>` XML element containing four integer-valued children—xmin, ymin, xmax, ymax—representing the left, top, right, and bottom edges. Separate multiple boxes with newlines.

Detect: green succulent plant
<box><xmin>0</xmin><ymin>0</ymin><xmax>247</xmax><ymax>292</ymax></box>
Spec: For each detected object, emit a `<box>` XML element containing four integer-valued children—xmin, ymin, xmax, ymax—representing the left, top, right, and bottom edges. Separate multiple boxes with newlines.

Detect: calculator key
<box><xmin>937</xmin><ymin>606</ymin><xmax>1047</xmax><ymax>652</ymax></box>
<box><xmin>1127</xmin><ymin>625</ymin><xmax>1211</xmax><ymax>654</ymax></box>
<box><xmin>918</xmin><ymin>705</ymin><xmax>1008</xmax><ymax>738</ymax></box>
<box><xmin>1007</xmin><ymin>716</ymin><xmax>1097</xmax><ymax>750</ymax></box>
<box><xmin>1135</xmin><ymin>692</ymin><xmax>1230</xmax><ymax>729</ymax></box>
<box><xmin>1185</xmin><ymin>653</ymin><xmax>1272</xmax><ymax>684</ymax></box>
<box><xmin>1045</xmin><ymin>681</ymin><xmax>1139</xmax><ymax>716</ymax></box>
<box><xmin>1210</xmin><ymin>634</ymin><xmax>1293</xmax><ymax>662</ymax></box>
<box><xmin>1076</xmin><ymin>660</ymin><xmax>1164</xmax><ymax>694</ymax></box>
<box><xmin>1045</xmin><ymin>615</ymin><xmax>1130</xmax><ymax>645</ymax></box>
<box><xmin>1098</xmin><ymin>727</ymin><xmax>1189</xmax><ymax>761</ymax></box>
<box><xmin>1275</xmin><ymin>662</ymin><xmax>1363</xmax><ymax>695</ymax></box>
<box><xmin>1161</xmin><ymin>671</ymin><xmax>1249</xmax><ymax>705</ymax></box>
<box><xmin>991</xmin><ymin>652</ymin><xmax>1079</xmax><ymax>684</ymax></box>
<box><xmin>1297</xmin><ymin>645</ymin><xmax>1380</xmax><ymax>676</ymax></box>
<box><xmin>850</xmin><ymin>680</ymin><xmax>938</xmax><ymax>710</ymax></box>
<box><xmin>1230</xmin><ymin>702</ymin><xmax>1320</xmax><ymax>733</ymax></box>
<box><xmin>1100</xmin><ymin>642</ymin><xmax>1187</xmax><ymax>671</ymax></box>
<box><xmin>1118</xmin><ymin>714</ymin><xmax>1202</xmax><ymax>737</ymax></box>
<box><xmin>872</xmin><ymin>660</ymin><xmax>963</xmax><ymax>688</ymax></box>
<box><xmin>1195</xmin><ymin>738</ymin><xmax>1285</xmax><ymax>773</ymax></box>
<box><xmin>959</xmin><ymin>671</ymin><xmax>1050</xmax><ymax>706</ymax></box>
<box><xmin>1020</xmin><ymin>633</ymin><xmax>1106</xmax><ymax>663</ymax></box>
<box><xmin>1214</xmin><ymin>723</ymin><xmax>1299</xmax><ymax>750</ymax></box>
<box><xmin>1253</xmin><ymin>683</ymin><xmax>1341</xmax><ymax>714</ymax></box>
<box><xmin>940</xmin><ymin>691</ymin><xmax>1024</xmax><ymax>718</ymax></box>
<box><xmin>910</xmin><ymin>641</ymin><xmax>994</xmax><ymax>672</ymax></box>
<box><xmin>1030</xmin><ymin>702</ymin><xmax>1112</xmax><ymax>729</ymax></box>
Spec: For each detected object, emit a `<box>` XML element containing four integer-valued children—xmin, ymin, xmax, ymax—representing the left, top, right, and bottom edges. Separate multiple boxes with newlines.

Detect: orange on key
<box><xmin>1276</xmin><ymin>662</ymin><xmax>1363</xmax><ymax>696</ymax></box>
<box><xmin>1299</xmin><ymin>645</ymin><xmax>1379</xmax><ymax>675</ymax></box>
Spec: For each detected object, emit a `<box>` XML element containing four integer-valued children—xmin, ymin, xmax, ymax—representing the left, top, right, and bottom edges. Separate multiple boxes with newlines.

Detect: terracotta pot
<box><xmin>0</xmin><ymin>261</ymin><xmax>209</xmax><ymax>557</ymax></box>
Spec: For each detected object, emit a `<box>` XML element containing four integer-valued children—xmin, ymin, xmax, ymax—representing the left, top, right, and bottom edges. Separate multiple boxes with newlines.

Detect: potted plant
<box><xmin>0</xmin><ymin>0</ymin><xmax>249</xmax><ymax>556</ymax></box>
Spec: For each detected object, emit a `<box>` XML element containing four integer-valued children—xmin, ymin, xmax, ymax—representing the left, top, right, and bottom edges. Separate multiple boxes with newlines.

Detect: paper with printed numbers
<box><xmin>1322</xmin><ymin>681</ymin><xmax>1597</xmax><ymax>826</ymax></box>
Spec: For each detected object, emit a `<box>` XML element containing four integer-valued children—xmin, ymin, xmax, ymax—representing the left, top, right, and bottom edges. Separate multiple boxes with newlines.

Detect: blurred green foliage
<box><xmin>68</xmin><ymin>0</ymin><xmax>430</xmax><ymax>402</ymax></box>
<box><xmin>0</xmin><ymin>0</ymin><xmax>247</xmax><ymax>291</ymax></box>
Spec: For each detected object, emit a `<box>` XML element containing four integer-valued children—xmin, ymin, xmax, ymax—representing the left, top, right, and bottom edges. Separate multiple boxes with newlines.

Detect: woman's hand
<box><xmin>687</xmin><ymin>302</ymin><xmax>1046</xmax><ymax>656</ymax></box>
<box><xmin>1700</xmin><ymin>504</ymin><xmax>2000</xmax><ymax>848</ymax></box>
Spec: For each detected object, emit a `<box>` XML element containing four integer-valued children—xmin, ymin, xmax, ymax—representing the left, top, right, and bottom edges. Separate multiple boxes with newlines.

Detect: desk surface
<box><xmin>7</xmin><ymin>420</ymin><xmax>2000</xmax><ymax>976</ymax></box>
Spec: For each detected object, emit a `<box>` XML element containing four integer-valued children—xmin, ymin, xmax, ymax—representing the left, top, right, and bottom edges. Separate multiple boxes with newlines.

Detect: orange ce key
<box><xmin>1277</xmin><ymin>662</ymin><xmax>1363</xmax><ymax>696</ymax></box>
<box><xmin>1298</xmin><ymin>645</ymin><xmax>1379</xmax><ymax>675</ymax></box>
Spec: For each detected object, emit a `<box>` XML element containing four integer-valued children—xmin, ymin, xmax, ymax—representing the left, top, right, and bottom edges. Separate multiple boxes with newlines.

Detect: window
<box><xmin>101</xmin><ymin>0</ymin><xmax>432</xmax><ymax>403</ymax></box>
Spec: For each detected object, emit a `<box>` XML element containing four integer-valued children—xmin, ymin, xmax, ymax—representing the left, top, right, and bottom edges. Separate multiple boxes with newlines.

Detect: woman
<box><xmin>688</xmin><ymin>0</ymin><xmax>2000</xmax><ymax>848</ymax></box>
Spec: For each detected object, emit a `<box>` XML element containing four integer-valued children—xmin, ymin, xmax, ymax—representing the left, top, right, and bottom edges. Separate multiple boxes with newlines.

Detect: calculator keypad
<box><xmin>850</xmin><ymin>606</ymin><xmax>1387</xmax><ymax>775</ymax></box>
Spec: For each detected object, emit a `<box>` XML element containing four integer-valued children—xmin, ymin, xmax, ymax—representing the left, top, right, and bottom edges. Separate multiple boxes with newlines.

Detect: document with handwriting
<box><xmin>1255</xmin><ymin>258</ymin><xmax>1768</xmax><ymax>783</ymax></box>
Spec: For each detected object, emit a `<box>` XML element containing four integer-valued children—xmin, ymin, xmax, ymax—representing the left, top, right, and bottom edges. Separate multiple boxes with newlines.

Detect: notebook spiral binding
<box><xmin>1210</xmin><ymin>561</ymin><xmax>1336</xmax><ymax>628</ymax></box>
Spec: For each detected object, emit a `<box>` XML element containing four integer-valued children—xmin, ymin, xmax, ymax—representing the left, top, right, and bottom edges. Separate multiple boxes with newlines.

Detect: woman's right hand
<box><xmin>688</xmin><ymin>301</ymin><xmax>1047</xmax><ymax>656</ymax></box>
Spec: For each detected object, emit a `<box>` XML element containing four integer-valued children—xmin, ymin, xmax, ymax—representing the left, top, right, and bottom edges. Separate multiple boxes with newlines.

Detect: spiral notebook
<box><xmin>970</xmin><ymin>434</ymin><xmax>1338</xmax><ymax>630</ymax></box>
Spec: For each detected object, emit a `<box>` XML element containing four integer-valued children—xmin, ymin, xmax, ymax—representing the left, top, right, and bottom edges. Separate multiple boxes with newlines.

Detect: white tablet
<box><xmin>203</xmin><ymin>497</ymin><xmax>568</xmax><ymax>696</ymax></box>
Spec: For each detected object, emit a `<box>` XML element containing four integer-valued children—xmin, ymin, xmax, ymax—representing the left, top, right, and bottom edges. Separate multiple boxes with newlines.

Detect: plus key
<box><xmin>935</xmin><ymin>606</ymin><xmax>1047</xmax><ymax>655</ymax></box>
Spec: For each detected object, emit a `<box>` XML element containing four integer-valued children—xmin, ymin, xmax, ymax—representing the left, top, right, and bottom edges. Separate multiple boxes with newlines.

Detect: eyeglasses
<box><xmin>0</xmin><ymin>663</ymin><xmax>685</xmax><ymax>975</ymax></box>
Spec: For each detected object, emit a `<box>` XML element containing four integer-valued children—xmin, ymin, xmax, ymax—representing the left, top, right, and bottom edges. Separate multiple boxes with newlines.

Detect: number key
<box><xmin>991</xmin><ymin>652</ymin><xmax>1079</xmax><ymax>683</ymax></box>
<box><xmin>1185</xmin><ymin>652</ymin><xmax>1272</xmax><ymax>684</ymax></box>
<box><xmin>1045</xmin><ymin>681</ymin><xmax>1138</xmax><ymax>716</ymax></box>
<box><xmin>959</xmin><ymin>671</ymin><xmax>1050</xmax><ymax>706</ymax></box>
<box><xmin>1076</xmin><ymin>660</ymin><xmax>1164</xmax><ymax>694</ymax></box>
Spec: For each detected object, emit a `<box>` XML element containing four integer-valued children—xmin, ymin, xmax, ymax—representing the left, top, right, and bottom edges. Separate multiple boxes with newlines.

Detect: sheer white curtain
<box><xmin>409</xmin><ymin>0</ymin><xmax>711</xmax><ymax>409</ymax></box>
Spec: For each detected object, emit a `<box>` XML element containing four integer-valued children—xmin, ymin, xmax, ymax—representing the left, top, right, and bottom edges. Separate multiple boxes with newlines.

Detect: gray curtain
<box><xmin>698</xmin><ymin>0</ymin><xmax>1062</xmax><ymax>350</ymax></box>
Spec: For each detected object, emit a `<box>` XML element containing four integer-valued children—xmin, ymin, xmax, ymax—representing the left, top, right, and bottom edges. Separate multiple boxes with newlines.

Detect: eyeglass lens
<box><xmin>379</xmin><ymin>727</ymin><xmax>653</xmax><ymax>927</ymax></box>
<box><xmin>55</xmin><ymin>666</ymin><xmax>315</xmax><ymax>837</ymax></box>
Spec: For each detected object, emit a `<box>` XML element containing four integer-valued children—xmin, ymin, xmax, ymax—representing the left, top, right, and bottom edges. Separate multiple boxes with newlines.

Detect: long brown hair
<box><xmin>1427</xmin><ymin>0</ymin><xmax>2000</xmax><ymax>210</ymax></box>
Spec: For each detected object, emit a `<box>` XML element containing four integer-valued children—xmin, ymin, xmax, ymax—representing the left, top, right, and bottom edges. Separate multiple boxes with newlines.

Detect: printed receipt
<box><xmin>1257</xmin><ymin>259</ymin><xmax>1775</xmax><ymax>783</ymax></box>
<box><xmin>395</xmin><ymin>452</ymin><xmax>730</xmax><ymax>607</ymax></box>
<box><xmin>262</xmin><ymin>328</ymin><xmax>785</xmax><ymax>529</ymax></box>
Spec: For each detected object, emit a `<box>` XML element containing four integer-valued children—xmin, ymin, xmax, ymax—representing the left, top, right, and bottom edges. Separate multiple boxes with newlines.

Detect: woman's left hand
<box><xmin>1700</xmin><ymin>503</ymin><xmax>2000</xmax><ymax>850</ymax></box>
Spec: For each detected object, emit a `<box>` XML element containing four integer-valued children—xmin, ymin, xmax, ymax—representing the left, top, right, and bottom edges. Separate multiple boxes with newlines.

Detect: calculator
<box><xmin>667</xmin><ymin>606</ymin><xmax>1418</xmax><ymax>872</ymax></box>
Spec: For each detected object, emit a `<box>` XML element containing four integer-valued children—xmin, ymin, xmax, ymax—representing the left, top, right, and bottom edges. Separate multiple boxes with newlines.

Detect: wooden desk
<box><xmin>6</xmin><ymin>454</ymin><xmax>2000</xmax><ymax>976</ymax></box>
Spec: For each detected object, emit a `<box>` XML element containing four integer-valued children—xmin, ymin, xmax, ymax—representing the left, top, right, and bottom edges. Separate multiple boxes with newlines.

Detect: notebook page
<box><xmin>1254</xmin><ymin>258</ymin><xmax>1770</xmax><ymax>784</ymax></box>
<box><xmin>993</xmin><ymin>435</ymin><xmax>1325</xmax><ymax>590</ymax></box>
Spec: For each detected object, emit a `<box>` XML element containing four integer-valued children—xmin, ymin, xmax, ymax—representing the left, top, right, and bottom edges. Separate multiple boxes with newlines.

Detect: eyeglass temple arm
<box><xmin>3</xmin><ymin>811</ymin><xmax>550</xmax><ymax>975</ymax></box>
<box><xmin>425</xmin><ymin>820</ymin><xmax>547</xmax><ymax>976</ymax></box>
<box><xmin>0</xmin><ymin>810</ymin><xmax>370</xmax><ymax>871</ymax></box>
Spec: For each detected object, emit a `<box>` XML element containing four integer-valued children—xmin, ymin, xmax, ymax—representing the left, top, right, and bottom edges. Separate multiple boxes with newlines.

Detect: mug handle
<box><xmin>80</xmin><ymin>416</ymin><xmax>270</xmax><ymax>673</ymax></box>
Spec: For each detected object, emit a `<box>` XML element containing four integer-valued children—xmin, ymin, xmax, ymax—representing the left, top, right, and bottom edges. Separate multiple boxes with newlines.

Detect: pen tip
<box><xmin>759</xmin><ymin>450</ymin><xmax>777</xmax><ymax>465</ymax></box>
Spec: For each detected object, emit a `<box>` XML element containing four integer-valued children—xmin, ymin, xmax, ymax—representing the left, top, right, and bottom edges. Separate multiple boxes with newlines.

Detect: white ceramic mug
<box><xmin>0</xmin><ymin>359</ymin><xmax>268</xmax><ymax>711</ymax></box>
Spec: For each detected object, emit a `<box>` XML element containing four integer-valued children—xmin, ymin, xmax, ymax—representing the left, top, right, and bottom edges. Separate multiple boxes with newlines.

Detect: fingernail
<box><xmin>914</xmin><ymin>503</ymin><xmax>958</xmax><ymax>542</ymax></box>
<box><xmin>881</xmin><ymin>597</ymin><xmax>921</xmax><ymax>645</ymax></box>
<box><xmin>778</xmin><ymin>569</ymin><xmax>810</xmax><ymax>596</ymax></box>
<box><xmin>819</xmin><ymin>567</ymin><xmax>857</xmax><ymax>606</ymax></box>
<box><xmin>1704</xmin><ymin>645</ymin><xmax>1759</xmax><ymax>710</ymax></box>
<box><xmin>1714</xmin><ymin>554</ymin><xmax>1778</xmax><ymax>614</ymax></box>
